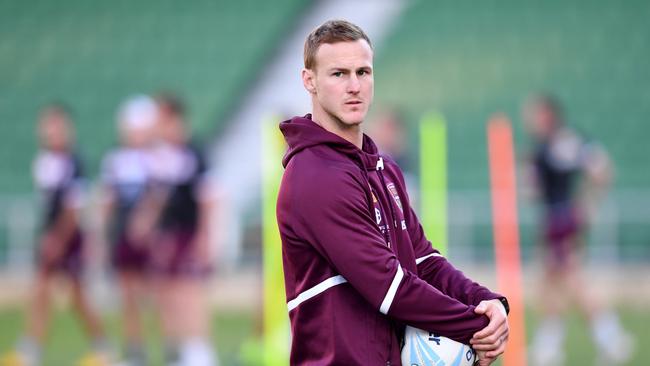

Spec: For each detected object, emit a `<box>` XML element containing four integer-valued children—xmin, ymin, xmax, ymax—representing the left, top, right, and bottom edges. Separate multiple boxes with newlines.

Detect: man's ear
<box><xmin>302</xmin><ymin>68</ymin><xmax>316</xmax><ymax>94</ymax></box>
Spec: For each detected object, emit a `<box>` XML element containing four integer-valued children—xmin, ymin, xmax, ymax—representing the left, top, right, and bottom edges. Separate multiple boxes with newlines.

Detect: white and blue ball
<box><xmin>401</xmin><ymin>325</ymin><xmax>477</xmax><ymax>366</ymax></box>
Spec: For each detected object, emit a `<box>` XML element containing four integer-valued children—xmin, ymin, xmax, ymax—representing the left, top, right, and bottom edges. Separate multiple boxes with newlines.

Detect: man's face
<box><xmin>304</xmin><ymin>39</ymin><xmax>374</xmax><ymax>127</ymax></box>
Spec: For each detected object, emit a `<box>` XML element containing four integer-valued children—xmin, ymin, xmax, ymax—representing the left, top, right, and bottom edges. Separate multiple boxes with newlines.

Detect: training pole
<box><xmin>420</xmin><ymin>112</ymin><xmax>448</xmax><ymax>256</ymax></box>
<box><xmin>261</xmin><ymin>115</ymin><xmax>289</xmax><ymax>366</ymax></box>
<box><xmin>487</xmin><ymin>114</ymin><xmax>527</xmax><ymax>366</ymax></box>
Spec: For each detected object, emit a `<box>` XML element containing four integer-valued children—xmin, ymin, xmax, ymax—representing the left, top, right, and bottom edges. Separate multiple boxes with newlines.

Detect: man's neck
<box><xmin>312</xmin><ymin>108</ymin><xmax>363</xmax><ymax>149</ymax></box>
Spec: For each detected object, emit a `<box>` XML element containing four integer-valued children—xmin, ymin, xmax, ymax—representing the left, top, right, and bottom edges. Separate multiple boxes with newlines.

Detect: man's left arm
<box><xmin>399</xmin><ymin>172</ymin><xmax>507</xmax><ymax>309</ymax></box>
<box><xmin>399</xmin><ymin>172</ymin><xmax>509</xmax><ymax>362</ymax></box>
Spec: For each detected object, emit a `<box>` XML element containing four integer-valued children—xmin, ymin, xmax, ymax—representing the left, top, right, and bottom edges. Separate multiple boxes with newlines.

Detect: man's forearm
<box><xmin>418</xmin><ymin>256</ymin><xmax>505</xmax><ymax>307</ymax></box>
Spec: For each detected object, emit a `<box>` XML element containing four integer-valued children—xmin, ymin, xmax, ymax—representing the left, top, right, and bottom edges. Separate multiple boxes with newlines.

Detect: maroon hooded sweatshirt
<box><xmin>277</xmin><ymin>115</ymin><xmax>507</xmax><ymax>365</ymax></box>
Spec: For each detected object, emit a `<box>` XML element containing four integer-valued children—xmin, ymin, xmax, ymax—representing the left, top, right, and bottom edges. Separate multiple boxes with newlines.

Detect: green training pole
<box><xmin>420</xmin><ymin>112</ymin><xmax>448</xmax><ymax>256</ymax></box>
<box><xmin>261</xmin><ymin>115</ymin><xmax>289</xmax><ymax>366</ymax></box>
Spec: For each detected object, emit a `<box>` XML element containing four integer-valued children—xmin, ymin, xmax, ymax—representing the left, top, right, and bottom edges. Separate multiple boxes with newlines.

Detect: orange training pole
<box><xmin>487</xmin><ymin>114</ymin><xmax>526</xmax><ymax>366</ymax></box>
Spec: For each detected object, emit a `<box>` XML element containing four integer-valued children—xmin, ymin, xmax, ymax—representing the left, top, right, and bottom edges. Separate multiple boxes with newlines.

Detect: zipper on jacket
<box><xmin>375</xmin><ymin>156</ymin><xmax>384</xmax><ymax>170</ymax></box>
<box><xmin>374</xmin><ymin>157</ymin><xmax>392</xmax><ymax>247</ymax></box>
<box><xmin>376</xmin><ymin>157</ymin><xmax>398</xmax><ymax>231</ymax></box>
<box><xmin>376</xmin><ymin>157</ymin><xmax>398</xmax><ymax>366</ymax></box>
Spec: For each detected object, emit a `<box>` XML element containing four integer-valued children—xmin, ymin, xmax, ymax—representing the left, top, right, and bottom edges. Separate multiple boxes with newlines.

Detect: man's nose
<box><xmin>347</xmin><ymin>74</ymin><xmax>361</xmax><ymax>93</ymax></box>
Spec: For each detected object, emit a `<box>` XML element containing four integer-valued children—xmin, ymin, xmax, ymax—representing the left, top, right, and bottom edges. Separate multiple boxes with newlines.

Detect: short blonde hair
<box><xmin>304</xmin><ymin>19</ymin><xmax>372</xmax><ymax>70</ymax></box>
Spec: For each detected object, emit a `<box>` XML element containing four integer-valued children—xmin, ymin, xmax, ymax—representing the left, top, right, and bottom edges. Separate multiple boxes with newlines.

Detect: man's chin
<box><xmin>343</xmin><ymin>119</ymin><xmax>363</xmax><ymax>127</ymax></box>
<box><xmin>340</xmin><ymin>112</ymin><xmax>366</xmax><ymax>126</ymax></box>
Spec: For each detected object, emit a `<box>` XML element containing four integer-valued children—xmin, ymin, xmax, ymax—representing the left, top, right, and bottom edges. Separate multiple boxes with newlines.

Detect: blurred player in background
<box><xmin>523</xmin><ymin>94</ymin><xmax>634</xmax><ymax>365</ymax></box>
<box><xmin>368</xmin><ymin>108</ymin><xmax>409</xmax><ymax>169</ymax></box>
<box><xmin>142</xmin><ymin>94</ymin><xmax>217</xmax><ymax>366</ymax></box>
<box><xmin>1</xmin><ymin>104</ymin><xmax>109</xmax><ymax>366</ymax></box>
<box><xmin>99</xmin><ymin>96</ymin><xmax>157</xmax><ymax>366</ymax></box>
<box><xmin>367</xmin><ymin>107</ymin><xmax>418</xmax><ymax>197</ymax></box>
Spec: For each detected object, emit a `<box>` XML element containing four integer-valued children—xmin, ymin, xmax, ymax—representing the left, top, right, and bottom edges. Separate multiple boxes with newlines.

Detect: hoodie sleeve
<box><xmin>288</xmin><ymin>165</ymin><xmax>490</xmax><ymax>344</ymax></box>
<box><xmin>400</xmin><ymin>177</ymin><xmax>507</xmax><ymax>309</ymax></box>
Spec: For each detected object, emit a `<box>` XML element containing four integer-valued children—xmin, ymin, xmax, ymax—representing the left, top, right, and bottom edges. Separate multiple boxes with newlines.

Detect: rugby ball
<box><xmin>401</xmin><ymin>325</ymin><xmax>477</xmax><ymax>366</ymax></box>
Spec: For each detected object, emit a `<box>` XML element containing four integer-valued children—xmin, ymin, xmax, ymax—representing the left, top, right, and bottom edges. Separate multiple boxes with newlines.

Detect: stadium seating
<box><xmin>0</xmin><ymin>0</ymin><xmax>306</xmax><ymax>263</ymax></box>
<box><xmin>0</xmin><ymin>0</ymin><xmax>306</xmax><ymax>193</ymax></box>
<box><xmin>373</xmin><ymin>0</ymin><xmax>650</xmax><ymax>259</ymax></box>
<box><xmin>1</xmin><ymin>0</ymin><xmax>647</xmax><ymax>260</ymax></box>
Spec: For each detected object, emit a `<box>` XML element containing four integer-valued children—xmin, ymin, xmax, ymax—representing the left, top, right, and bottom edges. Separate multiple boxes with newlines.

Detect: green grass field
<box><xmin>0</xmin><ymin>305</ymin><xmax>648</xmax><ymax>365</ymax></box>
<box><xmin>0</xmin><ymin>306</ymin><xmax>256</xmax><ymax>365</ymax></box>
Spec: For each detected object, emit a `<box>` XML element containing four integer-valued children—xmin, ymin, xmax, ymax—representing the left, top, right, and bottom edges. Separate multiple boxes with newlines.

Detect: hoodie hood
<box><xmin>279</xmin><ymin>114</ymin><xmax>381</xmax><ymax>171</ymax></box>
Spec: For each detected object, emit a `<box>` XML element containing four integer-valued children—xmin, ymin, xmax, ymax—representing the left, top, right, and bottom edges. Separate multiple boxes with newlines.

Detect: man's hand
<box><xmin>470</xmin><ymin>299</ymin><xmax>509</xmax><ymax>365</ymax></box>
<box><xmin>475</xmin><ymin>350</ymin><xmax>497</xmax><ymax>366</ymax></box>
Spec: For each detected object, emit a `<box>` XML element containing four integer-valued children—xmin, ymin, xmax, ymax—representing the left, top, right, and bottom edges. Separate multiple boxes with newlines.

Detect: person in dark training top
<box><xmin>2</xmin><ymin>104</ymin><xmax>109</xmax><ymax>366</ymax></box>
<box><xmin>276</xmin><ymin>20</ymin><xmax>510</xmax><ymax>366</ymax></box>
<box><xmin>523</xmin><ymin>94</ymin><xmax>633</xmax><ymax>365</ymax></box>
<box><xmin>100</xmin><ymin>95</ymin><xmax>158</xmax><ymax>366</ymax></box>
<box><xmin>143</xmin><ymin>94</ymin><xmax>217</xmax><ymax>366</ymax></box>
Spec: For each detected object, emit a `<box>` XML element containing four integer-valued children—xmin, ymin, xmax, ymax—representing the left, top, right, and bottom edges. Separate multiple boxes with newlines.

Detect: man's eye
<box><xmin>333</xmin><ymin>72</ymin><xmax>343</xmax><ymax>77</ymax></box>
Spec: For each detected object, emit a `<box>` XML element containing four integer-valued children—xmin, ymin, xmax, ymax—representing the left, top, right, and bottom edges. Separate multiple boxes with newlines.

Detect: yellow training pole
<box><xmin>420</xmin><ymin>112</ymin><xmax>448</xmax><ymax>256</ymax></box>
<box><xmin>261</xmin><ymin>115</ymin><xmax>289</xmax><ymax>366</ymax></box>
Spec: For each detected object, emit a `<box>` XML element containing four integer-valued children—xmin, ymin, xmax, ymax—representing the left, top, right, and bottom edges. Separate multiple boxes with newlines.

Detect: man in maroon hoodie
<box><xmin>277</xmin><ymin>20</ymin><xmax>510</xmax><ymax>365</ymax></box>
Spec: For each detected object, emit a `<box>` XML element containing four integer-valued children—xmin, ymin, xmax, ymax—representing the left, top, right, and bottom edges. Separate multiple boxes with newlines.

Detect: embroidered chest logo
<box><xmin>386</xmin><ymin>182</ymin><xmax>403</xmax><ymax>213</ymax></box>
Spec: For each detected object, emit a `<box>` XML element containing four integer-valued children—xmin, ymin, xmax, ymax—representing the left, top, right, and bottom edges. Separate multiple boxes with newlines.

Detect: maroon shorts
<box><xmin>149</xmin><ymin>230</ymin><xmax>212</xmax><ymax>278</ymax></box>
<box><xmin>543</xmin><ymin>205</ymin><xmax>582</xmax><ymax>267</ymax></box>
<box><xmin>37</xmin><ymin>231</ymin><xmax>84</xmax><ymax>279</ymax></box>
<box><xmin>111</xmin><ymin>234</ymin><xmax>149</xmax><ymax>273</ymax></box>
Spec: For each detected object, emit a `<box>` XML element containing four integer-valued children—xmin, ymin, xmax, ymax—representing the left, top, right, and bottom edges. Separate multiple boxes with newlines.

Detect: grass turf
<box><xmin>0</xmin><ymin>305</ymin><xmax>648</xmax><ymax>365</ymax></box>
